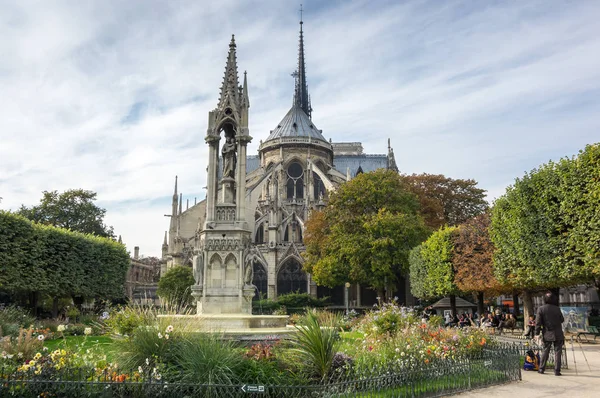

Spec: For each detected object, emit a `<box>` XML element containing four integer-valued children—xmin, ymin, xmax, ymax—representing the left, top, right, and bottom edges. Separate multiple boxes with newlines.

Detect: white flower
<box><xmin>138</xmin><ymin>366</ymin><xmax>143</xmax><ymax>373</ymax></box>
<box><xmin>7</xmin><ymin>354</ymin><xmax>14</xmax><ymax>359</ymax></box>
<box><xmin>146</xmin><ymin>358</ymin><xmax>150</xmax><ymax>365</ymax></box>
<box><xmin>165</xmin><ymin>325</ymin><xmax>174</xmax><ymax>333</ymax></box>
<box><xmin>84</xmin><ymin>327</ymin><xmax>92</xmax><ymax>336</ymax></box>
<box><xmin>57</xmin><ymin>325</ymin><xmax>66</xmax><ymax>332</ymax></box>
<box><xmin>157</xmin><ymin>333</ymin><xmax>163</xmax><ymax>339</ymax></box>
<box><xmin>43</xmin><ymin>347</ymin><xmax>48</xmax><ymax>352</ymax></box>
<box><xmin>395</xmin><ymin>348</ymin><xmax>400</xmax><ymax>353</ymax></box>
<box><xmin>164</xmin><ymin>334</ymin><xmax>169</xmax><ymax>340</ymax></box>
<box><xmin>37</xmin><ymin>335</ymin><xmax>45</xmax><ymax>341</ymax></box>
<box><xmin>17</xmin><ymin>352</ymin><xmax>23</xmax><ymax>358</ymax></box>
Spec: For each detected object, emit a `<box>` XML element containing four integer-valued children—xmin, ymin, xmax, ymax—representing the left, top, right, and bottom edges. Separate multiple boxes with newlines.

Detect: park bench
<box><xmin>576</xmin><ymin>325</ymin><xmax>599</xmax><ymax>343</ymax></box>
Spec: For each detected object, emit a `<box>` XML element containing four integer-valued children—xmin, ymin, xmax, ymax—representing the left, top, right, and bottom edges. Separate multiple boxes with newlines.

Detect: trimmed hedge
<box><xmin>0</xmin><ymin>211</ymin><xmax>129</xmax><ymax>302</ymax></box>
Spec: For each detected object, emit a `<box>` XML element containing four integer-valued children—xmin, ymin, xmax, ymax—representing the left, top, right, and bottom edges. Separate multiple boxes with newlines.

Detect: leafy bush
<box><xmin>157</xmin><ymin>266</ymin><xmax>195</xmax><ymax>309</ymax></box>
<box><xmin>359</xmin><ymin>300</ymin><xmax>419</xmax><ymax>335</ymax></box>
<box><xmin>253</xmin><ymin>292</ymin><xmax>329</xmax><ymax>315</ymax></box>
<box><xmin>105</xmin><ymin>306</ymin><xmax>152</xmax><ymax>336</ymax></box>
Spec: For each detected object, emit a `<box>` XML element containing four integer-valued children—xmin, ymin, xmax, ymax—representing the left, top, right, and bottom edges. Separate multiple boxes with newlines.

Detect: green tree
<box><xmin>452</xmin><ymin>213</ymin><xmax>510</xmax><ymax>316</ymax></box>
<box><xmin>409</xmin><ymin>226</ymin><xmax>459</xmax><ymax>315</ymax></box>
<box><xmin>490</xmin><ymin>143</ymin><xmax>600</xmax><ymax>317</ymax></box>
<box><xmin>17</xmin><ymin>189</ymin><xmax>115</xmax><ymax>238</ymax></box>
<box><xmin>157</xmin><ymin>266</ymin><xmax>195</xmax><ymax>308</ymax></box>
<box><xmin>401</xmin><ymin>173</ymin><xmax>488</xmax><ymax>229</ymax></box>
<box><xmin>304</xmin><ymin>169</ymin><xmax>429</xmax><ymax>298</ymax></box>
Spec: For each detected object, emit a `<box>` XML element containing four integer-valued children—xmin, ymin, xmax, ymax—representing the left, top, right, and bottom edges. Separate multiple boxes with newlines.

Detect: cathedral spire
<box><xmin>218</xmin><ymin>34</ymin><xmax>240</xmax><ymax>109</ymax></box>
<box><xmin>294</xmin><ymin>6</ymin><xmax>311</xmax><ymax>118</ymax></box>
<box><xmin>242</xmin><ymin>70</ymin><xmax>249</xmax><ymax>107</ymax></box>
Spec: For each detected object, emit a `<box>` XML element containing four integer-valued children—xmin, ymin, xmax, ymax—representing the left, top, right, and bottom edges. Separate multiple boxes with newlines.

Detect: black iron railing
<box><xmin>0</xmin><ymin>345</ymin><xmax>521</xmax><ymax>398</ymax></box>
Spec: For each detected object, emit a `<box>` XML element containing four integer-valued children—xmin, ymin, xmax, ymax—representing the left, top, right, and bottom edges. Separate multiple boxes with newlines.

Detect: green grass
<box><xmin>44</xmin><ymin>336</ymin><xmax>117</xmax><ymax>361</ymax></box>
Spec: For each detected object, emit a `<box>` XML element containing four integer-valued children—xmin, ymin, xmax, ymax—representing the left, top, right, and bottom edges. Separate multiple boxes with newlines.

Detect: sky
<box><xmin>1</xmin><ymin>0</ymin><xmax>599</xmax><ymax>258</ymax></box>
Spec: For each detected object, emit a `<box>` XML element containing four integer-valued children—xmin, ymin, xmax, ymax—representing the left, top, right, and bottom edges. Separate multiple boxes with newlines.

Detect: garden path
<box><xmin>455</xmin><ymin>341</ymin><xmax>600</xmax><ymax>397</ymax></box>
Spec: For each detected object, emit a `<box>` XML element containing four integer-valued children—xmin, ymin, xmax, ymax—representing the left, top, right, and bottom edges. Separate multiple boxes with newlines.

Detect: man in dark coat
<box><xmin>535</xmin><ymin>292</ymin><xmax>565</xmax><ymax>375</ymax></box>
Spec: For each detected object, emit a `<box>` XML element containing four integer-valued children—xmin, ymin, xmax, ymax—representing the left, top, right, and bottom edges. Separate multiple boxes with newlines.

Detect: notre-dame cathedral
<box><xmin>160</xmin><ymin>18</ymin><xmax>399</xmax><ymax>309</ymax></box>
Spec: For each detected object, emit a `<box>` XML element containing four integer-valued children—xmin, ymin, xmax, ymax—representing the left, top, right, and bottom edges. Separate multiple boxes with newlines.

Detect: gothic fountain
<box><xmin>160</xmin><ymin>36</ymin><xmax>290</xmax><ymax>338</ymax></box>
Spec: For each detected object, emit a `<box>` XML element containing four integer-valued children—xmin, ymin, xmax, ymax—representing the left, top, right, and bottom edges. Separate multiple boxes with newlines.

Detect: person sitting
<box><xmin>523</xmin><ymin>315</ymin><xmax>536</xmax><ymax>338</ymax></box>
<box><xmin>498</xmin><ymin>313</ymin><xmax>516</xmax><ymax>334</ymax></box>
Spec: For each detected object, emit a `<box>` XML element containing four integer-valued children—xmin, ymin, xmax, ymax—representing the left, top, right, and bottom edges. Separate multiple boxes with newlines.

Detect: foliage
<box><xmin>304</xmin><ymin>170</ymin><xmax>429</xmax><ymax>292</ymax></box>
<box><xmin>16</xmin><ymin>189</ymin><xmax>115</xmax><ymax>238</ymax></box>
<box><xmin>409</xmin><ymin>226</ymin><xmax>458</xmax><ymax>299</ymax></box>
<box><xmin>0</xmin><ymin>305</ymin><xmax>36</xmax><ymax>337</ymax></box>
<box><xmin>173</xmin><ymin>333</ymin><xmax>245</xmax><ymax>385</ymax></box>
<box><xmin>105</xmin><ymin>305</ymin><xmax>155</xmax><ymax>336</ymax></box>
<box><xmin>114</xmin><ymin>323</ymin><xmax>179</xmax><ymax>369</ymax></box>
<box><xmin>358</xmin><ymin>300</ymin><xmax>419</xmax><ymax>336</ymax></box>
<box><xmin>156</xmin><ymin>266</ymin><xmax>195</xmax><ymax>308</ymax></box>
<box><xmin>253</xmin><ymin>292</ymin><xmax>329</xmax><ymax>315</ymax></box>
<box><xmin>490</xmin><ymin>143</ymin><xmax>600</xmax><ymax>289</ymax></box>
<box><xmin>0</xmin><ymin>211</ymin><xmax>130</xmax><ymax>303</ymax></box>
<box><xmin>0</xmin><ymin>327</ymin><xmax>45</xmax><ymax>362</ymax></box>
<box><xmin>452</xmin><ymin>213</ymin><xmax>507</xmax><ymax>295</ymax></box>
<box><xmin>289</xmin><ymin>309</ymin><xmax>340</xmax><ymax>380</ymax></box>
<box><xmin>401</xmin><ymin>173</ymin><xmax>488</xmax><ymax>229</ymax></box>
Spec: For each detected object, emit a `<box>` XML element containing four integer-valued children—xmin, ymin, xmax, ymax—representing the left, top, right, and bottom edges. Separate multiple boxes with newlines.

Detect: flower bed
<box><xmin>0</xmin><ymin>303</ymin><xmax>521</xmax><ymax>397</ymax></box>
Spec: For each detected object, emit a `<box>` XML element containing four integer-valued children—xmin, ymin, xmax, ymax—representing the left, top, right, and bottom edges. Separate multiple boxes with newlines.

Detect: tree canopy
<box><xmin>303</xmin><ymin>169</ymin><xmax>429</xmax><ymax>294</ymax></box>
<box><xmin>409</xmin><ymin>226</ymin><xmax>458</xmax><ymax>300</ymax></box>
<box><xmin>401</xmin><ymin>173</ymin><xmax>488</xmax><ymax>229</ymax></box>
<box><xmin>490</xmin><ymin>143</ymin><xmax>600</xmax><ymax>290</ymax></box>
<box><xmin>17</xmin><ymin>189</ymin><xmax>115</xmax><ymax>238</ymax></box>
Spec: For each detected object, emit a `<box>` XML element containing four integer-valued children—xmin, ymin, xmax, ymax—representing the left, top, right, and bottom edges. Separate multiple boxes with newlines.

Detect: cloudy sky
<box><xmin>1</xmin><ymin>0</ymin><xmax>599</xmax><ymax>257</ymax></box>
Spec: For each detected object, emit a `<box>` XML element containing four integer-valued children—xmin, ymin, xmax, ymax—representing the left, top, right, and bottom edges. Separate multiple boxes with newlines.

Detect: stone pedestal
<box><xmin>221</xmin><ymin>177</ymin><xmax>236</xmax><ymax>204</ymax></box>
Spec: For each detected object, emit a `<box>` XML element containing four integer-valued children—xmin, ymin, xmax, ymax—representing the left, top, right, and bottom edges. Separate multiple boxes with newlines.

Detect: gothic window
<box><xmin>252</xmin><ymin>262</ymin><xmax>268</xmax><ymax>300</ymax></box>
<box><xmin>255</xmin><ymin>222</ymin><xmax>265</xmax><ymax>244</ymax></box>
<box><xmin>286</xmin><ymin>162</ymin><xmax>304</xmax><ymax>199</ymax></box>
<box><xmin>313</xmin><ymin>172</ymin><xmax>325</xmax><ymax>200</ymax></box>
<box><xmin>284</xmin><ymin>225</ymin><xmax>289</xmax><ymax>242</ymax></box>
<box><xmin>277</xmin><ymin>259</ymin><xmax>307</xmax><ymax>295</ymax></box>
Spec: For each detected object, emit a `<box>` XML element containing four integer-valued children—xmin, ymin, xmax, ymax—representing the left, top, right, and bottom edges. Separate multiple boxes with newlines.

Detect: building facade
<box><xmin>161</xmin><ymin>20</ymin><xmax>399</xmax><ymax>307</ymax></box>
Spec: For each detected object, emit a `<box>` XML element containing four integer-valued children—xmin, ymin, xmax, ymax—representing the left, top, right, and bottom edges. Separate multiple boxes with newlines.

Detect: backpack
<box><xmin>523</xmin><ymin>350</ymin><xmax>540</xmax><ymax>371</ymax></box>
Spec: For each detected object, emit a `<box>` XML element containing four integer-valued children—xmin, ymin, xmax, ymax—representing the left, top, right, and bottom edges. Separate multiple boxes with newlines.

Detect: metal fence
<box><xmin>0</xmin><ymin>346</ymin><xmax>521</xmax><ymax>398</ymax></box>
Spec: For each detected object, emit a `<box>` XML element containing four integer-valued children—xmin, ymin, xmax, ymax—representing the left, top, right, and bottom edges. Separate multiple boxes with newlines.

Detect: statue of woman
<box><xmin>244</xmin><ymin>254</ymin><xmax>255</xmax><ymax>286</ymax></box>
<box><xmin>222</xmin><ymin>136</ymin><xmax>237</xmax><ymax>179</ymax></box>
<box><xmin>193</xmin><ymin>254</ymin><xmax>204</xmax><ymax>286</ymax></box>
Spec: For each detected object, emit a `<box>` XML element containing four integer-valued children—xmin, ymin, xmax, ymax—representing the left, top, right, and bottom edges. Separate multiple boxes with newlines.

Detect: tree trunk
<box><xmin>512</xmin><ymin>293</ymin><xmax>520</xmax><ymax>318</ymax></box>
<box><xmin>522</xmin><ymin>290</ymin><xmax>534</xmax><ymax>331</ymax></box>
<box><xmin>377</xmin><ymin>289</ymin><xmax>384</xmax><ymax>303</ymax></box>
<box><xmin>476</xmin><ymin>292</ymin><xmax>485</xmax><ymax>317</ymax></box>
<box><xmin>550</xmin><ymin>287</ymin><xmax>560</xmax><ymax>305</ymax></box>
<box><xmin>29</xmin><ymin>291</ymin><xmax>39</xmax><ymax>316</ymax></box>
<box><xmin>449</xmin><ymin>294</ymin><xmax>457</xmax><ymax>317</ymax></box>
<box><xmin>52</xmin><ymin>297</ymin><xmax>59</xmax><ymax>319</ymax></box>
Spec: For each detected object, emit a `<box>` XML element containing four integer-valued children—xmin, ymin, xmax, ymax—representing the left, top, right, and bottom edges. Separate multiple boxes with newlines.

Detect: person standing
<box><xmin>535</xmin><ymin>292</ymin><xmax>565</xmax><ymax>376</ymax></box>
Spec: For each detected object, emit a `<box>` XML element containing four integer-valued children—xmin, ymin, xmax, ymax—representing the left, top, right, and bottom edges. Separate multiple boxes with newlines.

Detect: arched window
<box><xmin>313</xmin><ymin>172</ymin><xmax>325</xmax><ymax>200</ymax></box>
<box><xmin>286</xmin><ymin>162</ymin><xmax>304</xmax><ymax>199</ymax></box>
<box><xmin>255</xmin><ymin>223</ymin><xmax>265</xmax><ymax>244</ymax></box>
<box><xmin>252</xmin><ymin>262</ymin><xmax>268</xmax><ymax>300</ymax></box>
<box><xmin>277</xmin><ymin>259</ymin><xmax>307</xmax><ymax>295</ymax></box>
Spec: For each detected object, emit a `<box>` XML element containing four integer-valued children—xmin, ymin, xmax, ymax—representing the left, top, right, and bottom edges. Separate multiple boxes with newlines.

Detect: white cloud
<box><xmin>1</xmin><ymin>0</ymin><xmax>599</xmax><ymax>256</ymax></box>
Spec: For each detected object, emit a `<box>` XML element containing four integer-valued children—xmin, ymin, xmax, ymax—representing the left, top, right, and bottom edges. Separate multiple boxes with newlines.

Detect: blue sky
<box><xmin>1</xmin><ymin>0</ymin><xmax>599</xmax><ymax>257</ymax></box>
